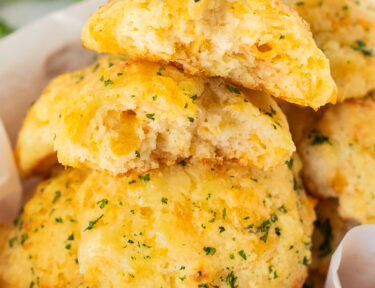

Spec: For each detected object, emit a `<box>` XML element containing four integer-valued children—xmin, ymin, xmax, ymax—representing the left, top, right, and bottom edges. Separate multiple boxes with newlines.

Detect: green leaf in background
<box><xmin>0</xmin><ymin>19</ymin><xmax>14</xmax><ymax>38</ymax></box>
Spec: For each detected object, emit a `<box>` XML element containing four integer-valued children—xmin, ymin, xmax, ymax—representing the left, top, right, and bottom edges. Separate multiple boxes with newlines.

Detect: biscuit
<box><xmin>16</xmin><ymin>55</ymin><xmax>295</xmax><ymax>176</ymax></box>
<box><xmin>82</xmin><ymin>0</ymin><xmax>337</xmax><ymax>109</ymax></box>
<box><xmin>286</xmin><ymin>0</ymin><xmax>375</xmax><ymax>101</ymax></box>
<box><xmin>299</xmin><ymin>96</ymin><xmax>375</xmax><ymax>223</ymax></box>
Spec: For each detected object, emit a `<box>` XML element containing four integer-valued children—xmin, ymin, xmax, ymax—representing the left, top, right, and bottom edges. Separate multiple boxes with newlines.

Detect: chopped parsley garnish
<box><xmin>146</xmin><ymin>113</ymin><xmax>155</xmax><ymax>121</ymax></box>
<box><xmin>203</xmin><ymin>246</ymin><xmax>216</xmax><ymax>255</ymax></box>
<box><xmin>270</xmin><ymin>213</ymin><xmax>278</xmax><ymax>223</ymax></box>
<box><xmin>224</xmin><ymin>271</ymin><xmax>238</xmax><ymax>288</ymax></box>
<box><xmin>351</xmin><ymin>39</ymin><xmax>373</xmax><ymax>56</ymax></box>
<box><xmin>104</xmin><ymin>79</ymin><xmax>114</xmax><ymax>86</ymax></box>
<box><xmin>315</xmin><ymin>219</ymin><xmax>333</xmax><ymax>258</ymax></box>
<box><xmin>225</xmin><ymin>85</ymin><xmax>241</xmax><ymax>94</ymax></box>
<box><xmin>238</xmin><ymin>250</ymin><xmax>247</xmax><ymax>260</ymax></box>
<box><xmin>161</xmin><ymin>197</ymin><xmax>168</xmax><ymax>204</ymax></box>
<box><xmin>128</xmin><ymin>180</ymin><xmax>136</xmax><ymax>184</ymax></box>
<box><xmin>222</xmin><ymin>208</ymin><xmax>227</xmax><ymax>219</ymax></box>
<box><xmin>152</xmin><ymin>95</ymin><xmax>158</xmax><ymax>101</ymax></box>
<box><xmin>275</xmin><ymin>227</ymin><xmax>281</xmax><ymax>236</ymax></box>
<box><xmin>138</xmin><ymin>174</ymin><xmax>150</xmax><ymax>182</ymax></box>
<box><xmin>83</xmin><ymin>214</ymin><xmax>104</xmax><ymax>232</ymax></box>
<box><xmin>257</xmin><ymin>220</ymin><xmax>271</xmax><ymax>242</ymax></box>
<box><xmin>117</xmin><ymin>73</ymin><xmax>123</xmax><ymax>76</ymax></box>
<box><xmin>278</xmin><ymin>205</ymin><xmax>287</xmax><ymax>213</ymax></box>
<box><xmin>296</xmin><ymin>1</ymin><xmax>304</xmax><ymax>5</ymax></box>
<box><xmin>178</xmin><ymin>160</ymin><xmax>187</xmax><ymax>166</ymax></box>
<box><xmin>302</xmin><ymin>256</ymin><xmax>309</xmax><ymax>266</ymax></box>
<box><xmin>8</xmin><ymin>236</ymin><xmax>17</xmax><ymax>247</ymax></box>
<box><xmin>190</xmin><ymin>94</ymin><xmax>198</xmax><ymax>101</ymax></box>
<box><xmin>219</xmin><ymin>226</ymin><xmax>226</xmax><ymax>233</ymax></box>
<box><xmin>20</xmin><ymin>233</ymin><xmax>28</xmax><ymax>245</ymax></box>
<box><xmin>67</xmin><ymin>233</ymin><xmax>74</xmax><ymax>241</ymax></box>
<box><xmin>97</xmin><ymin>199</ymin><xmax>109</xmax><ymax>209</ymax></box>
<box><xmin>285</xmin><ymin>158</ymin><xmax>294</xmax><ymax>169</ymax></box>
<box><xmin>65</xmin><ymin>244</ymin><xmax>71</xmax><ymax>250</ymax></box>
<box><xmin>279</xmin><ymin>35</ymin><xmax>285</xmax><ymax>39</ymax></box>
<box><xmin>52</xmin><ymin>191</ymin><xmax>61</xmax><ymax>204</ymax></box>
<box><xmin>188</xmin><ymin>117</ymin><xmax>195</xmax><ymax>123</ymax></box>
<box><xmin>308</xmin><ymin>129</ymin><xmax>331</xmax><ymax>145</ymax></box>
<box><xmin>55</xmin><ymin>217</ymin><xmax>63</xmax><ymax>223</ymax></box>
<box><xmin>156</xmin><ymin>66</ymin><xmax>166</xmax><ymax>75</ymax></box>
<box><xmin>135</xmin><ymin>150</ymin><xmax>140</xmax><ymax>158</ymax></box>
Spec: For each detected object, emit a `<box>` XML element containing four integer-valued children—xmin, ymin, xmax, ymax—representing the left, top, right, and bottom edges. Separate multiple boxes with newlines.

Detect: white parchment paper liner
<box><xmin>0</xmin><ymin>1</ymin><xmax>374</xmax><ymax>287</ymax></box>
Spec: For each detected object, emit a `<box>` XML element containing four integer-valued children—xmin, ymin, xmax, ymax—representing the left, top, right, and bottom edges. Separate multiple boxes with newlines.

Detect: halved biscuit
<box><xmin>16</xmin><ymin>55</ymin><xmax>295</xmax><ymax>177</ymax></box>
<box><xmin>82</xmin><ymin>0</ymin><xmax>337</xmax><ymax>109</ymax></box>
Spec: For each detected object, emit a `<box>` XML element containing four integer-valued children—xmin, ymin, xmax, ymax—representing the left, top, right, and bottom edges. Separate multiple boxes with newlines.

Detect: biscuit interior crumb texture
<box><xmin>0</xmin><ymin>159</ymin><xmax>316</xmax><ymax>288</ymax></box>
<box><xmin>285</xmin><ymin>0</ymin><xmax>375</xmax><ymax>102</ymax></box>
<box><xmin>16</xmin><ymin>55</ymin><xmax>295</xmax><ymax>176</ymax></box>
<box><xmin>300</xmin><ymin>96</ymin><xmax>375</xmax><ymax>224</ymax></box>
<box><xmin>82</xmin><ymin>0</ymin><xmax>337</xmax><ymax>109</ymax></box>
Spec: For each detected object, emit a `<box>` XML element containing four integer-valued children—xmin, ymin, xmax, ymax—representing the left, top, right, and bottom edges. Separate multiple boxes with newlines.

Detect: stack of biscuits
<box><xmin>0</xmin><ymin>0</ymin><xmax>374</xmax><ymax>287</ymax></box>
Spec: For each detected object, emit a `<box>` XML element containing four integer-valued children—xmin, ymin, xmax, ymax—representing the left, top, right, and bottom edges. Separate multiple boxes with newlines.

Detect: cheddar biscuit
<box><xmin>286</xmin><ymin>0</ymin><xmax>375</xmax><ymax>101</ymax></box>
<box><xmin>75</xmin><ymin>159</ymin><xmax>315</xmax><ymax>287</ymax></box>
<box><xmin>16</xmin><ymin>55</ymin><xmax>295</xmax><ymax>176</ymax></box>
<box><xmin>82</xmin><ymin>0</ymin><xmax>336</xmax><ymax>109</ymax></box>
<box><xmin>299</xmin><ymin>96</ymin><xmax>375</xmax><ymax>223</ymax></box>
<box><xmin>0</xmin><ymin>169</ymin><xmax>89</xmax><ymax>288</ymax></box>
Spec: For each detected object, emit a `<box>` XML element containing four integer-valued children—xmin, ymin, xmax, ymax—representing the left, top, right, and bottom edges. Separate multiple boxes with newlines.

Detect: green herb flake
<box><xmin>146</xmin><ymin>113</ymin><xmax>155</xmax><ymax>121</ymax></box>
<box><xmin>178</xmin><ymin>160</ymin><xmax>187</xmax><ymax>166</ymax></box>
<box><xmin>67</xmin><ymin>233</ymin><xmax>74</xmax><ymax>241</ymax></box>
<box><xmin>65</xmin><ymin>244</ymin><xmax>71</xmax><ymax>250</ymax></box>
<box><xmin>203</xmin><ymin>246</ymin><xmax>216</xmax><ymax>255</ymax></box>
<box><xmin>351</xmin><ymin>39</ymin><xmax>373</xmax><ymax>56</ymax></box>
<box><xmin>135</xmin><ymin>150</ymin><xmax>141</xmax><ymax>158</ymax></box>
<box><xmin>224</xmin><ymin>271</ymin><xmax>238</xmax><ymax>288</ymax></box>
<box><xmin>52</xmin><ymin>191</ymin><xmax>61</xmax><ymax>204</ymax></box>
<box><xmin>285</xmin><ymin>158</ymin><xmax>294</xmax><ymax>169</ymax></box>
<box><xmin>190</xmin><ymin>94</ymin><xmax>198</xmax><ymax>101</ymax></box>
<box><xmin>219</xmin><ymin>226</ymin><xmax>225</xmax><ymax>233</ymax></box>
<box><xmin>257</xmin><ymin>220</ymin><xmax>271</xmax><ymax>242</ymax></box>
<box><xmin>161</xmin><ymin>197</ymin><xmax>168</xmax><ymax>204</ymax></box>
<box><xmin>152</xmin><ymin>95</ymin><xmax>158</xmax><ymax>101</ymax></box>
<box><xmin>156</xmin><ymin>66</ymin><xmax>166</xmax><ymax>76</ymax></box>
<box><xmin>83</xmin><ymin>214</ymin><xmax>104</xmax><ymax>232</ymax></box>
<box><xmin>97</xmin><ymin>199</ymin><xmax>109</xmax><ymax>209</ymax></box>
<box><xmin>55</xmin><ymin>217</ymin><xmax>63</xmax><ymax>223</ymax></box>
<box><xmin>270</xmin><ymin>213</ymin><xmax>278</xmax><ymax>223</ymax></box>
<box><xmin>188</xmin><ymin>117</ymin><xmax>195</xmax><ymax>123</ymax></box>
<box><xmin>225</xmin><ymin>85</ymin><xmax>241</xmax><ymax>94</ymax></box>
<box><xmin>308</xmin><ymin>129</ymin><xmax>331</xmax><ymax>145</ymax></box>
<box><xmin>238</xmin><ymin>250</ymin><xmax>247</xmax><ymax>260</ymax></box>
<box><xmin>138</xmin><ymin>174</ymin><xmax>150</xmax><ymax>182</ymax></box>
<box><xmin>104</xmin><ymin>79</ymin><xmax>114</xmax><ymax>86</ymax></box>
<box><xmin>8</xmin><ymin>236</ymin><xmax>17</xmax><ymax>248</ymax></box>
<box><xmin>315</xmin><ymin>219</ymin><xmax>333</xmax><ymax>258</ymax></box>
